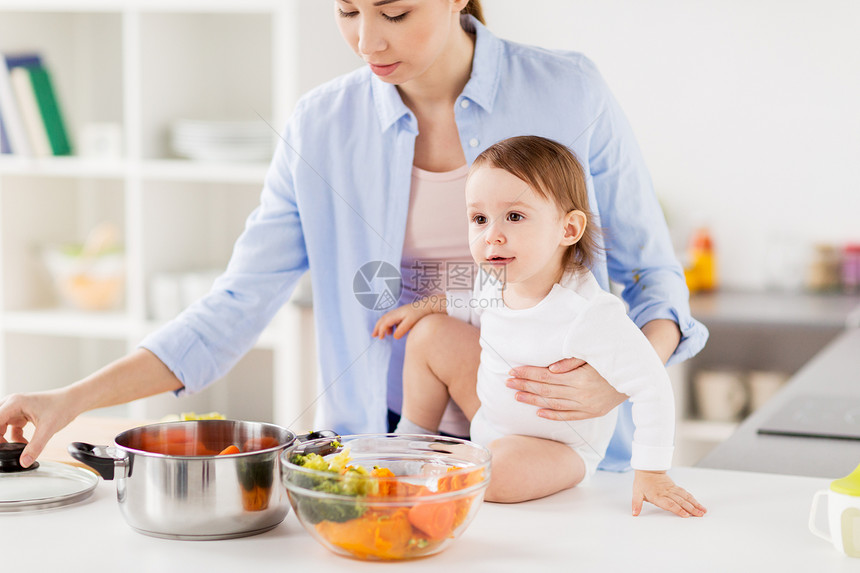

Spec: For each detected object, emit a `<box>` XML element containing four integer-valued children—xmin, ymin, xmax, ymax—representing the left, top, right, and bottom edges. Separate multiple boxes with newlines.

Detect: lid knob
<box><xmin>0</xmin><ymin>443</ymin><xmax>40</xmax><ymax>473</ymax></box>
<box><xmin>832</xmin><ymin>463</ymin><xmax>860</xmax><ymax>496</ymax></box>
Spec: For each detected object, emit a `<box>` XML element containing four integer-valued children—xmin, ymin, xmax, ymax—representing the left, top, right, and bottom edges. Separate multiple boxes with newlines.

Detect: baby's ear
<box><xmin>561</xmin><ymin>210</ymin><xmax>587</xmax><ymax>246</ymax></box>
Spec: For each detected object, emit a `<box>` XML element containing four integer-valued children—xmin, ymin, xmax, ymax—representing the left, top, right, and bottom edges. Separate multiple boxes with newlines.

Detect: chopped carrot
<box><xmin>163</xmin><ymin>428</ymin><xmax>191</xmax><ymax>444</ymax></box>
<box><xmin>241</xmin><ymin>484</ymin><xmax>270</xmax><ymax>511</ymax></box>
<box><xmin>370</xmin><ymin>467</ymin><xmax>399</xmax><ymax>497</ymax></box>
<box><xmin>438</xmin><ymin>466</ymin><xmax>484</xmax><ymax>492</ymax></box>
<box><xmin>241</xmin><ymin>436</ymin><xmax>281</xmax><ymax>452</ymax></box>
<box><xmin>407</xmin><ymin>500</ymin><xmax>456</xmax><ymax>540</ymax></box>
<box><xmin>218</xmin><ymin>445</ymin><xmax>241</xmax><ymax>456</ymax></box>
<box><xmin>316</xmin><ymin>508</ymin><xmax>413</xmax><ymax>560</ymax></box>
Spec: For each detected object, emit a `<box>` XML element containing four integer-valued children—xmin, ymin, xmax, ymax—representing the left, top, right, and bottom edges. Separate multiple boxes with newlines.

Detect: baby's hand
<box><xmin>632</xmin><ymin>470</ymin><xmax>707</xmax><ymax>518</ymax></box>
<box><xmin>372</xmin><ymin>296</ymin><xmax>444</xmax><ymax>340</ymax></box>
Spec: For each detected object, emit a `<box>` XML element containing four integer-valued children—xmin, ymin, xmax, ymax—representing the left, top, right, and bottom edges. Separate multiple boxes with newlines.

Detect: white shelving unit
<box><xmin>0</xmin><ymin>0</ymin><xmax>357</xmax><ymax>429</ymax></box>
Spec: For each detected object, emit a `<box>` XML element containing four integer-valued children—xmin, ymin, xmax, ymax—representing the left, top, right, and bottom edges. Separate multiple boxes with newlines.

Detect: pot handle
<box><xmin>296</xmin><ymin>430</ymin><xmax>339</xmax><ymax>442</ymax></box>
<box><xmin>295</xmin><ymin>430</ymin><xmax>340</xmax><ymax>456</ymax></box>
<box><xmin>68</xmin><ymin>442</ymin><xmax>124</xmax><ymax>481</ymax></box>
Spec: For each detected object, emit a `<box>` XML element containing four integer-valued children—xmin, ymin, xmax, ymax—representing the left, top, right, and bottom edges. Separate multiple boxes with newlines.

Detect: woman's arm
<box><xmin>641</xmin><ymin>319</ymin><xmax>682</xmax><ymax>364</ymax></box>
<box><xmin>2</xmin><ymin>102</ymin><xmax>316</xmax><ymax>466</ymax></box>
<box><xmin>588</xmin><ymin>72</ymin><xmax>706</xmax><ymax>366</ymax></box>
<box><xmin>0</xmin><ymin>349</ymin><xmax>182</xmax><ymax>467</ymax></box>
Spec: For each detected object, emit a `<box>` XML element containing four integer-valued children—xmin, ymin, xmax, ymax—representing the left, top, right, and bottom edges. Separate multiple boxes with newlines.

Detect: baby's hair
<box><xmin>470</xmin><ymin>135</ymin><xmax>601</xmax><ymax>272</ymax></box>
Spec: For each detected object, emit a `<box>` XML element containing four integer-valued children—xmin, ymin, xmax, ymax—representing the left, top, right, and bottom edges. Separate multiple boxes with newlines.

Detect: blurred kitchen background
<box><xmin>0</xmin><ymin>1</ymin><xmax>857</xmax><ymax>465</ymax></box>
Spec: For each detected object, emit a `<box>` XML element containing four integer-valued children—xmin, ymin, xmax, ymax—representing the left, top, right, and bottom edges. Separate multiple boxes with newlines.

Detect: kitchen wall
<box><xmin>305</xmin><ymin>0</ymin><xmax>860</xmax><ymax>290</ymax></box>
<box><xmin>486</xmin><ymin>0</ymin><xmax>860</xmax><ymax>290</ymax></box>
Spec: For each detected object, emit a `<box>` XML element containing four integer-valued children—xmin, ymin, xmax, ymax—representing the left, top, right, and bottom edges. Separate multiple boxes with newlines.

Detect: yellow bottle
<box><xmin>684</xmin><ymin>228</ymin><xmax>717</xmax><ymax>293</ymax></box>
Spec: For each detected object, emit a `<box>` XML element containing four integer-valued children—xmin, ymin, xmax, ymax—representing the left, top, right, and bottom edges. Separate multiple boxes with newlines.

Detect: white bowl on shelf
<box><xmin>169</xmin><ymin>119</ymin><xmax>274</xmax><ymax>162</ymax></box>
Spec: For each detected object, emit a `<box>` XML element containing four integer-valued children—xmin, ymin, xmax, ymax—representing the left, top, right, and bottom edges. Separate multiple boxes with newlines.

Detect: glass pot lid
<box><xmin>0</xmin><ymin>443</ymin><xmax>98</xmax><ymax>512</ymax></box>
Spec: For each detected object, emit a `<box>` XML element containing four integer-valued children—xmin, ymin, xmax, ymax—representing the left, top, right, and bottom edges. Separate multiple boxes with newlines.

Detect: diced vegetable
<box><xmin>179</xmin><ymin>411</ymin><xmax>225</xmax><ymax>420</ymax></box>
<box><xmin>289</xmin><ymin>450</ymin><xmax>371</xmax><ymax>523</ymax></box>
<box><xmin>315</xmin><ymin>509</ymin><xmax>414</xmax><ymax>560</ymax></box>
<box><xmin>241</xmin><ymin>436</ymin><xmax>281</xmax><ymax>452</ymax></box>
<box><xmin>407</xmin><ymin>501</ymin><xmax>456</xmax><ymax>540</ymax></box>
<box><xmin>241</xmin><ymin>484</ymin><xmax>270</xmax><ymax>512</ymax></box>
<box><xmin>218</xmin><ymin>445</ymin><xmax>241</xmax><ymax>456</ymax></box>
<box><xmin>291</xmin><ymin>450</ymin><xmax>485</xmax><ymax>559</ymax></box>
<box><xmin>138</xmin><ymin>428</ymin><xmax>217</xmax><ymax>456</ymax></box>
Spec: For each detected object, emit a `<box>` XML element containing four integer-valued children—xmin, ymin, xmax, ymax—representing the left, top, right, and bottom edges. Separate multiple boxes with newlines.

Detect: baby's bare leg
<box><xmin>401</xmin><ymin>314</ymin><xmax>482</xmax><ymax>432</ymax></box>
<box><xmin>485</xmin><ymin>435</ymin><xmax>586</xmax><ymax>503</ymax></box>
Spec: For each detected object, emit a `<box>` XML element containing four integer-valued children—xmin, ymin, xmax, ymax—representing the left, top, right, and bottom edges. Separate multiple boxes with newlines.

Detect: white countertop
<box><xmin>3</xmin><ymin>466</ymin><xmax>853</xmax><ymax>572</ymax></box>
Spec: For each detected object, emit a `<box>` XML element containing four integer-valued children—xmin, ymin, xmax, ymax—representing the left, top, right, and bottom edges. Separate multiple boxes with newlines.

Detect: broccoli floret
<box><xmin>325</xmin><ymin>448</ymin><xmax>352</xmax><ymax>473</ymax></box>
<box><xmin>338</xmin><ymin>466</ymin><xmax>374</xmax><ymax>496</ymax></box>
<box><xmin>288</xmin><ymin>448</ymin><xmax>373</xmax><ymax>523</ymax></box>
<box><xmin>300</xmin><ymin>474</ymin><xmax>369</xmax><ymax>522</ymax></box>
<box><xmin>298</xmin><ymin>496</ymin><xmax>366</xmax><ymax>524</ymax></box>
<box><xmin>290</xmin><ymin>452</ymin><xmax>331</xmax><ymax>471</ymax></box>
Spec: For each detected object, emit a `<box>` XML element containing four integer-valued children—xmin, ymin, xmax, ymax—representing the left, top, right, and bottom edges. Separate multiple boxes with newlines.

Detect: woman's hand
<box><xmin>1</xmin><ymin>349</ymin><xmax>184</xmax><ymax>468</ymax></box>
<box><xmin>0</xmin><ymin>388</ymin><xmax>77</xmax><ymax>468</ymax></box>
<box><xmin>372</xmin><ymin>295</ymin><xmax>446</xmax><ymax>340</ymax></box>
<box><xmin>506</xmin><ymin>358</ymin><xmax>628</xmax><ymax>421</ymax></box>
<box><xmin>632</xmin><ymin>470</ymin><xmax>707</xmax><ymax>518</ymax></box>
<box><xmin>507</xmin><ymin>318</ymin><xmax>681</xmax><ymax>420</ymax></box>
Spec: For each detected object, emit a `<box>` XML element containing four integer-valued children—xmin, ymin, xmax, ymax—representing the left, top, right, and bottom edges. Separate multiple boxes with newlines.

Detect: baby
<box><xmin>374</xmin><ymin>136</ymin><xmax>705</xmax><ymax>517</ymax></box>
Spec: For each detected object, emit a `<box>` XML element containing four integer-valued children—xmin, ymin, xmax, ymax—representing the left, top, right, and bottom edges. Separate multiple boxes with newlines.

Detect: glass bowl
<box><xmin>43</xmin><ymin>246</ymin><xmax>125</xmax><ymax>311</ymax></box>
<box><xmin>280</xmin><ymin>434</ymin><xmax>491</xmax><ymax>561</ymax></box>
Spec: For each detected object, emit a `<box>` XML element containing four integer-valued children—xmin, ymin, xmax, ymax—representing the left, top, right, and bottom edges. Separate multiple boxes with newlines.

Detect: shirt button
<box><xmin>469</xmin><ymin>138</ymin><xmax>479</xmax><ymax>148</ymax></box>
<box><xmin>460</xmin><ymin>99</ymin><xmax>470</xmax><ymax>109</ymax></box>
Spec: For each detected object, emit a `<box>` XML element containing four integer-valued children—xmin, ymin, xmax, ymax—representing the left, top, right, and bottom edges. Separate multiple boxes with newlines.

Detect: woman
<box><xmin>0</xmin><ymin>0</ymin><xmax>706</xmax><ymax>471</ymax></box>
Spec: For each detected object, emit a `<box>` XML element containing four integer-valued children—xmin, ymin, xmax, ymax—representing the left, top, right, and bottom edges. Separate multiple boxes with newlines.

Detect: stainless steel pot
<box><xmin>69</xmin><ymin>419</ymin><xmax>336</xmax><ymax>540</ymax></box>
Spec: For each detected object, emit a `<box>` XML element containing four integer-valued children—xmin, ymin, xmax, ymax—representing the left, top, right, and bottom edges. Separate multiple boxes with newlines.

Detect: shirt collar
<box><xmin>371</xmin><ymin>14</ymin><xmax>502</xmax><ymax>132</ymax></box>
<box><xmin>459</xmin><ymin>15</ymin><xmax>501</xmax><ymax>114</ymax></box>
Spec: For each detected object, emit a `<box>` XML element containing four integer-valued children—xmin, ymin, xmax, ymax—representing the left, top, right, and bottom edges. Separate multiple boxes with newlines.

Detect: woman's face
<box><xmin>335</xmin><ymin>0</ymin><xmax>467</xmax><ymax>85</ymax></box>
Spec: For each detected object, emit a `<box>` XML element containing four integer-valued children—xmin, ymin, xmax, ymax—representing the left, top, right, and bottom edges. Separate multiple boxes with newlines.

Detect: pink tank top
<box><xmin>400</xmin><ymin>164</ymin><xmax>475</xmax><ymax>301</ymax></box>
<box><xmin>399</xmin><ymin>164</ymin><xmax>474</xmax><ymax>436</ymax></box>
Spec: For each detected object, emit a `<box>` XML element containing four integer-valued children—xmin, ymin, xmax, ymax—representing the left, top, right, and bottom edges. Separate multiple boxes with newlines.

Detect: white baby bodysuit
<box><xmin>448</xmin><ymin>269</ymin><xmax>675</xmax><ymax>475</ymax></box>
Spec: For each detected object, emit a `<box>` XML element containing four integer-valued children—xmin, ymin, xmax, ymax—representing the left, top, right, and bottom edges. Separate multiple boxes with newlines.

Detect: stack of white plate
<box><xmin>170</xmin><ymin>119</ymin><xmax>273</xmax><ymax>162</ymax></box>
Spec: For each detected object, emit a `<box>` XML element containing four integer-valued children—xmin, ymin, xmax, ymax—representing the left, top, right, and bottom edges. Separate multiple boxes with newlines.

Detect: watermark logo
<box><xmin>406</xmin><ymin>261</ymin><xmax>478</xmax><ymax>294</ymax></box>
<box><xmin>353</xmin><ymin>261</ymin><xmax>402</xmax><ymax>310</ymax></box>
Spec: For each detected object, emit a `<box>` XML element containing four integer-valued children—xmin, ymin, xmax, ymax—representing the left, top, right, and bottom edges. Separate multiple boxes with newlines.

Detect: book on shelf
<box><xmin>27</xmin><ymin>65</ymin><xmax>72</xmax><ymax>156</ymax></box>
<box><xmin>0</xmin><ymin>53</ymin><xmax>33</xmax><ymax>156</ymax></box>
<box><xmin>10</xmin><ymin>65</ymin><xmax>51</xmax><ymax>157</ymax></box>
<box><xmin>0</xmin><ymin>52</ymin><xmax>73</xmax><ymax>158</ymax></box>
<box><xmin>0</xmin><ymin>98</ymin><xmax>11</xmax><ymax>154</ymax></box>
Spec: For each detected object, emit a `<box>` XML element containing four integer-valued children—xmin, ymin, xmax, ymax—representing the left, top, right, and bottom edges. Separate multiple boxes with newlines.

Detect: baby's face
<box><xmin>465</xmin><ymin>166</ymin><xmax>569</xmax><ymax>288</ymax></box>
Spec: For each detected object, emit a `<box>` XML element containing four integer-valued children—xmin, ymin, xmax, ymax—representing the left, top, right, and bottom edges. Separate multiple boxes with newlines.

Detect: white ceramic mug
<box><xmin>747</xmin><ymin>370</ymin><xmax>788</xmax><ymax>411</ymax></box>
<box><xmin>809</xmin><ymin>488</ymin><xmax>860</xmax><ymax>557</ymax></box>
<box><xmin>694</xmin><ymin>370</ymin><xmax>748</xmax><ymax>422</ymax></box>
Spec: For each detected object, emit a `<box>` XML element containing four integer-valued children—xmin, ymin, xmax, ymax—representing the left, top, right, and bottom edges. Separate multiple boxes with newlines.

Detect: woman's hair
<box><xmin>461</xmin><ymin>0</ymin><xmax>485</xmax><ymax>25</ymax></box>
<box><xmin>470</xmin><ymin>135</ymin><xmax>601</xmax><ymax>272</ymax></box>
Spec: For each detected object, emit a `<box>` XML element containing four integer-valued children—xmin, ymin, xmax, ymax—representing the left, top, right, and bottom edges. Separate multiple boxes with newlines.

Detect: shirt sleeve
<box><xmin>563</xmin><ymin>293</ymin><xmax>675</xmax><ymax>470</ymax></box>
<box><xmin>139</xmin><ymin>113</ymin><xmax>310</xmax><ymax>395</ymax></box>
<box><xmin>586</xmin><ymin>66</ymin><xmax>708</xmax><ymax>366</ymax></box>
